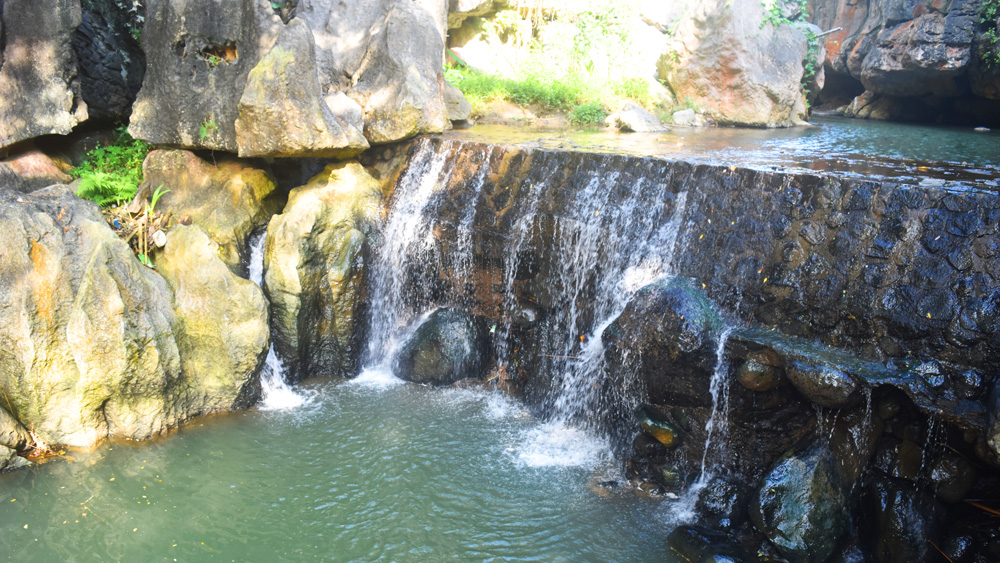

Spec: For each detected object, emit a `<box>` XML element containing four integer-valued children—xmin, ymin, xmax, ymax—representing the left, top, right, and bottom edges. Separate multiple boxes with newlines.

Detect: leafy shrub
<box><xmin>570</xmin><ymin>101</ymin><xmax>607</xmax><ymax>125</ymax></box>
<box><xmin>70</xmin><ymin>126</ymin><xmax>150</xmax><ymax>207</ymax></box>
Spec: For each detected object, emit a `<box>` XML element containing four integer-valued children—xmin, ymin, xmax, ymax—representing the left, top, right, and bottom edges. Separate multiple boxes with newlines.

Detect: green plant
<box><xmin>199</xmin><ymin>118</ymin><xmax>218</xmax><ymax>142</ymax></box>
<box><xmin>70</xmin><ymin>126</ymin><xmax>150</xmax><ymax>207</ymax></box>
<box><xmin>570</xmin><ymin>101</ymin><xmax>607</xmax><ymax>125</ymax></box>
<box><xmin>980</xmin><ymin>0</ymin><xmax>1000</xmax><ymax>68</ymax></box>
<box><xmin>147</xmin><ymin>184</ymin><xmax>170</xmax><ymax>215</ymax></box>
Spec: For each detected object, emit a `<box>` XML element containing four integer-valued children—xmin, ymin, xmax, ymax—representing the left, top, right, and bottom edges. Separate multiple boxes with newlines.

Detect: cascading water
<box><xmin>695</xmin><ymin>326</ymin><xmax>734</xmax><ymax>486</ymax></box>
<box><xmin>248</xmin><ymin>232</ymin><xmax>306</xmax><ymax>409</ymax></box>
<box><xmin>361</xmin><ymin>138</ymin><xmax>691</xmax><ymax>466</ymax></box>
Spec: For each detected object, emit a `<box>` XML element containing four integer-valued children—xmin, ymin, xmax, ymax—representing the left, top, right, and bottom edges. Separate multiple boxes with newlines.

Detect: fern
<box><xmin>70</xmin><ymin>126</ymin><xmax>150</xmax><ymax>208</ymax></box>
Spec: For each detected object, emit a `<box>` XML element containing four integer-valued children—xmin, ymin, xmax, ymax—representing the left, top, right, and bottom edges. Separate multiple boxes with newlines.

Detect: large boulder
<box><xmin>141</xmin><ymin>149</ymin><xmax>284</xmax><ymax>274</ymax></box>
<box><xmin>395</xmin><ymin>308</ymin><xmax>486</xmax><ymax>385</ymax></box>
<box><xmin>0</xmin><ymin>185</ymin><xmax>264</xmax><ymax>448</ymax></box>
<box><xmin>0</xmin><ymin>146</ymin><xmax>73</xmax><ymax>193</ymax></box>
<box><xmin>129</xmin><ymin>0</ymin><xmax>449</xmax><ymax>153</ymax></box>
<box><xmin>750</xmin><ymin>442</ymin><xmax>848</xmax><ymax>563</ymax></box>
<box><xmin>154</xmin><ymin>225</ymin><xmax>268</xmax><ymax>409</ymax></box>
<box><xmin>657</xmin><ymin>0</ymin><xmax>814</xmax><ymax>127</ymax></box>
<box><xmin>0</xmin><ymin>0</ymin><xmax>88</xmax><ymax>149</ymax></box>
<box><xmin>235</xmin><ymin>18</ymin><xmax>369</xmax><ymax>158</ymax></box>
<box><xmin>264</xmin><ymin>161</ymin><xmax>382</xmax><ymax>381</ymax></box>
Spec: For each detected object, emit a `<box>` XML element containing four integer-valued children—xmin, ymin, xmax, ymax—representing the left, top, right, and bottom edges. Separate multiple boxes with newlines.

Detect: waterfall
<box><xmin>361</xmin><ymin>138</ymin><xmax>692</xmax><ymax>465</ymax></box>
<box><xmin>696</xmin><ymin>327</ymin><xmax>734</xmax><ymax>485</ymax></box>
<box><xmin>248</xmin><ymin>231</ymin><xmax>305</xmax><ymax>410</ymax></box>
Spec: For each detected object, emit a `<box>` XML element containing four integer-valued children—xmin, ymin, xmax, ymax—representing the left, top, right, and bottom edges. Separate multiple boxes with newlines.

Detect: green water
<box><xmin>0</xmin><ymin>377</ymin><xmax>674</xmax><ymax>562</ymax></box>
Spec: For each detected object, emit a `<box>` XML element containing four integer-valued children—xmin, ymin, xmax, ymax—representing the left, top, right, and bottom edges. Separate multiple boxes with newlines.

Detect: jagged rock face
<box><xmin>129</xmin><ymin>0</ymin><xmax>448</xmax><ymax>155</ymax></box>
<box><xmin>657</xmin><ymin>0</ymin><xmax>815</xmax><ymax>127</ymax></box>
<box><xmin>0</xmin><ymin>0</ymin><xmax>88</xmax><ymax>149</ymax></box>
<box><xmin>264</xmin><ymin>161</ymin><xmax>382</xmax><ymax>382</ymax></box>
<box><xmin>0</xmin><ymin>185</ymin><xmax>267</xmax><ymax>449</ymax></box>
<box><xmin>141</xmin><ymin>149</ymin><xmax>285</xmax><ymax>274</ymax></box>
<box><xmin>395</xmin><ymin>308</ymin><xmax>487</xmax><ymax>385</ymax></box>
<box><xmin>74</xmin><ymin>0</ymin><xmax>147</xmax><ymax>122</ymax></box>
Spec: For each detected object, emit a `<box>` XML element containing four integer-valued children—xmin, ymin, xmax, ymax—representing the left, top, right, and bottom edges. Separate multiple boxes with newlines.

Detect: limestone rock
<box><xmin>606</xmin><ymin>102</ymin><xmax>666</xmax><ymax>133</ymax></box>
<box><xmin>264</xmin><ymin>161</ymin><xmax>383</xmax><ymax>381</ymax></box>
<box><xmin>0</xmin><ymin>185</ymin><xmax>265</xmax><ymax>449</ymax></box>
<box><xmin>443</xmin><ymin>79</ymin><xmax>473</xmax><ymax>122</ymax></box>
<box><xmin>141</xmin><ymin>149</ymin><xmax>284</xmax><ymax>274</ymax></box>
<box><xmin>235</xmin><ymin>19</ymin><xmax>369</xmax><ymax>158</ymax></box>
<box><xmin>0</xmin><ymin>0</ymin><xmax>88</xmax><ymax>148</ymax></box>
<box><xmin>128</xmin><ymin>0</ymin><xmax>283</xmax><ymax>151</ymax></box>
<box><xmin>73</xmin><ymin>0</ymin><xmax>146</xmax><ymax>122</ymax></box>
<box><xmin>154</xmin><ymin>225</ymin><xmax>268</xmax><ymax>410</ymax></box>
<box><xmin>447</xmin><ymin>0</ymin><xmax>499</xmax><ymax>29</ymax></box>
<box><xmin>0</xmin><ymin>146</ymin><xmax>73</xmax><ymax>193</ymax></box>
<box><xmin>0</xmin><ymin>406</ymin><xmax>33</xmax><ymax>453</ymax></box>
<box><xmin>657</xmin><ymin>0</ymin><xmax>811</xmax><ymax>127</ymax></box>
<box><xmin>395</xmin><ymin>308</ymin><xmax>486</xmax><ymax>385</ymax></box>
<box><xmin>750</xmin><ymin>442</ymin><xmax>848</xmax><ymax>563</ymax></box>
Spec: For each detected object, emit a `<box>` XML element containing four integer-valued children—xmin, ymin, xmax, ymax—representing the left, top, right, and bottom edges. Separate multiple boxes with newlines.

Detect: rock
<box><xmin>298</xmin><ymin>0</ymin><xmax>450</xmax><ymax>144</ymax></box>
<box><xmin>606</xmin><ymin>102</ymin><xmax>666</xmax><ymax>132</ymax></box>
<box><xmin>264</xmin><ymin>161</ymin><xmax>382</xmax><ymax>381</ymax></box>
<box><xmin>443</xmin><ymin>79</ymin><xmax>473</xmax><ymax>123</ymax></box>
<box><xmin>696</xmin><ymin>476</ymin><xmax>751</xmax><ymax>529</ymax></box>
<box><xmin>0</xmin><ymin>406</ymin><xmax>33</xmax><ymax>453</ymax></box>
<box><xmin>671</xmin><ymin>108</ymin><xmax>705</xmax><ymax>127</ymax></box>
<box><xmin>73</xmin><ymin>0</ymin><xmax>146</xmax><ymax>122</ymax></box>
<box><xmin>784</xmin><ymin>360</ymin><xmax>859</xmax><ymax>408</ymax></box>
<box><xmin>928</xmin><ymin>451</ymin><xmax>976</xmax><ymax>503</ymax></box>
<box><xmin>862</xmin><ymin>478</ymin><xmax>945</xmax><ymax>563</ymax></box>
<box><xmin>638</xmin><ymin>409</ymin><xmax>681</xmax><ymax>448</ymax></box>
<box><xmin>235</xmin><ymin>19</ymin><xmax>369</xmax><ymax>158</ymax></box>
<box><xmin>141</xmin><ymin>150</ymin><xmax>284</xmax><ymax>274</ymax></box>
<box><xmin>396</xmin><ymin>308</ymin><xmax>486</xmax><ymax>385</ymax></box>
<box><xmin>154</xmin><ymin>225</ymin><xmax>268</xmax><ymax>410</ymax></box>
<box><xmin>750</xmin><ymin>442</ymin><xmax>848</xmax><ymax>563</ymax></box>
<box><xmin>987</xmin><ymin>379</ymin><xmax>1000</xmax><ymax>461</ymax></box>
<box><xmin>830</xmin><ymin>406</ymin><xmax>884</xmax><ymax>485</ymax></box>
<box><xmin>0</xmin><ymin>146</ymin><xmax>73</xmax><ymax>193</ymax></box>
<box><xmin>0</xmin><ymin>185</ymin><xmax>259</xmax><ymax>448</ymax></box>
<box><xmin>447</xmin><ymin>0</ymin><xmax>499</xmax><ymax>29</ymax></box>
<box><xmin>604</xmin><ymin>278</ymin><xmax>722</xmax><ymax>407</ymax></box>
<box><xmin>736</xmin><ymin>349</ymin><xmax>784</xmax><ymax>392</ymax></box>
<box><xmin>0</xmin><ymin>446</ymin><xmax>31</xmax><ymax>472</ymax></box>
<box><xmin>657</xmin><ymin>0</ymin><xmax>812</xmax><ymax>127</ymax></box>
<box><xmin>0</xmin><ymin>0</ymin><xmax>88</xmax><ymax>148</ymax></box>
<box><xmin>667</xmin><ymin>525</ymin><xmax>752</xmax><ymax>563</ymax></box>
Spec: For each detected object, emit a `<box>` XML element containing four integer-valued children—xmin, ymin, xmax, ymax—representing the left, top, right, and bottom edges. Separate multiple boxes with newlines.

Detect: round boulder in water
<box><xmin>395</xmin><ymin>308</ymin><xmax>486</xmax><ymax>386</ymax></box>
<box><xmin>750</xmin><ymin>442</ymin><xmax>847</xmax><ymax>562</ymax></box>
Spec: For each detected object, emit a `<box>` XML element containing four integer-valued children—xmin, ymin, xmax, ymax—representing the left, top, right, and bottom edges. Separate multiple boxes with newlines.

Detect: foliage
<box><xmin>148</xmin><ymin>184</ymin><xmax>170</xmax><ymax>215</ymax></box>
<box><xmin>570</xmin><ymin>101</ymin><xmax>607</xmax><ymax>125</ymax></box>
<box><xmin>761</xmin><ymin>0</ymin><xmax>808</xmax><ymax>27</ymax></box>
<box><xmin>70</xmin><ymin>127</ymin><xmax>150</xmax><ymax>207</ymax></box>
<box><xmin>981</xmin><ymin>0</ymin><xmax>1000</xmax><ymax>68</ymax></box>
<box><xmin>199</xmin><ymin>118</ymin><xmax>218</xmax><ymax>142</ymax></box>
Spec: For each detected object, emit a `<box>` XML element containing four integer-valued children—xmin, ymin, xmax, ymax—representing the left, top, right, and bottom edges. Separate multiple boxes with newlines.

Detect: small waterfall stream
<box><xmin>248</xmin><ymin>232</ymin><xmax>306</xmax><ymax>409</ymax></box>
<box><xmin>361</xmin><ymin>138</ymin><xmax>692</xmax><ymax>466</ymax></box>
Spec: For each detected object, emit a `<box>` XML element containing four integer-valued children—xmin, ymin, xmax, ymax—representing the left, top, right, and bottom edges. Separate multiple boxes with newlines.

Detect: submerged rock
<box><xmin>264</xmin><ymin>161</ymin><xmax>382</xmax><ymax>381</ymax></box>
<box><xmin>154</xmin><ymin>225</ymin><xmax>268</xmax><ymax>410</ymax></box>
<box><xmin>395</xmin><ymin>308</ymin><xmax>486</xmax><ymax>385</ymax></box>
<box><xmin>0</xmin><ymin>185</ymin><xmax>262</xmax><ymax>448</ymax></box>
<box><xmin>141</xmin><ymin>149</ymin><xmax>284</xmax><ymax>274</ymax></box>
<box><xmin>750</xmin><ymin>442</ymin><xmax>847</xmax><ymax>563</ymax></box>
<box><xmin>667</xmin><ymin>525</ymin><xmax>752</xmax><ymax>563</ymax></box>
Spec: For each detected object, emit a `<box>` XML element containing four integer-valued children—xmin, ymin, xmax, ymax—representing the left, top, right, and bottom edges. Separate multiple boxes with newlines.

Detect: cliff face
<box><xmin>811</xmin><ymin>0</ymin><xmax>1000</xmax><ymax>124</ymax></box>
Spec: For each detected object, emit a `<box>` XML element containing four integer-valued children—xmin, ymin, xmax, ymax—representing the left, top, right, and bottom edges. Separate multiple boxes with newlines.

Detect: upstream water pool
<box><xmin>0</xmin><ymin>375</ymin><xmax>675</xmax><ymax>562</ymax></box>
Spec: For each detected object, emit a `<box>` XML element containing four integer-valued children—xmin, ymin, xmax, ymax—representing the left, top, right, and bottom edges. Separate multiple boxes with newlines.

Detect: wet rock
<box><xmin>235</xmin><ymin>19</ymin><xmax>369</xmax><ymax>158</ymax></box>
<box><xmin>0</xmin><ymin>185</ymin><xmax>259</xmax><ymax>448</ymax></box>
<box><xmin>830</xmin><ymin>406</ymin><xmax>884</xmax><ymax>485</ymax></box>
<box><xmin>985</xmin><ymin>379</ymin><xmax>1000</xmax><ymax>463</ymax></box>
<box><xmin>638</xmin><ymin>409</ymin><xmax>681</xmax><ymax>448</ymax></box>
<box><xmin>657</xmin><ymin>0</ymin><xmax>815</xmax><ymax>127</ymax></box>
<box><xmin>929</xmin><ymin>451</ymin><xmax>976</xmax><ymax>503</ymax></box>
<box><xmin>862</xmin><ymin>478</ymin><xmax>945</xmax><ymax>563</ymax></box>
<box><xmin>606</xmin><ymin>102</ymin><xmax>666</xmax><ymax>133</ymax></box>
<box><xmin>395</xmin><ymin>308</ymin><xmax>485</xmax><ymax>385</ymax></box>
<box><xmin>604</xmin><ymin>278</ymin><xmax>722</xmax><ymax>407</ymax></box>
<box><xmin>784</xmin><ymin>360</ymin><xmax>859</xmax><ymax>408</ymax></box>
<box><xmin>736</xmin><ymin>349</ymin><xmax>784</xmax><ymax>392</ymax></box>
<box><xmin>141</xmin><ymin>150</ymin><xmax>284</xmax><ymax>274</ymax></box>
<box><xmin>696</xmin><ymin>476</ymin><xmax>751</xmax><ymax>530</ymax></box>
<box><xmin>154</xmin><ymin>225</ymin><xmax>268</xmax><ymax>410</ymax></box>
<box><xmin>265</xmin><ymin>161</ymin><xmax>382</xmax><ymax>381</ymax></box>
<box><xmin>667</xmin><ymin>525</ymin><xmax>752</xmax><ymax>563</ymax></box>
<box><xmin>0</xmin><ymin>0</ymin><xmax>87</xmax><ymax>148</ymax></box>
<box><xmin>750</xmin><ymin>442</ymin><xmax>847</xmax><ymax>563</ymax></box>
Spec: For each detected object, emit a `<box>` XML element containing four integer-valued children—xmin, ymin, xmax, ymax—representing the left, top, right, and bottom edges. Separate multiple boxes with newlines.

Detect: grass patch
<box><xmin>70</xmin><ymin>126</ymin><xmax>150</xmax><ymax>207</ymax></box>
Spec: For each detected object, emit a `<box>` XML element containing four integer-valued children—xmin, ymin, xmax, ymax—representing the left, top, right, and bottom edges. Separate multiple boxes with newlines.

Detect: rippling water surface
<box><xmin>0</xmin><ymin>378</ymin><xmax>673</xmax><ymax>562</ymax></box>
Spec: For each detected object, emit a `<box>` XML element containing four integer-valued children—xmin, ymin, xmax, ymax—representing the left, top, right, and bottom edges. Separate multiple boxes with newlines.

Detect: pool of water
<box><xmin>0</xmin><ymin>375</ymin><xmax>676</xmax><ymax>562</ymax></box>
<box><xmin>444</xmin><ymin>115</ymin><xmax>1000</xmax><ymax>189</ymax></box>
